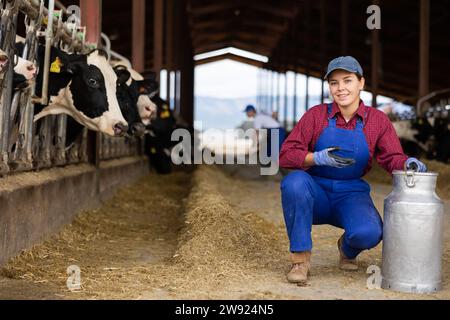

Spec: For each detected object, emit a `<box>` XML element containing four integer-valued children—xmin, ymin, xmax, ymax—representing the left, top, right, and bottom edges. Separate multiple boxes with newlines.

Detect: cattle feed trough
<box><xmin>0</xmin><ymin>0</ymin><xmax>145</xmax><ymax>176</ymax></box>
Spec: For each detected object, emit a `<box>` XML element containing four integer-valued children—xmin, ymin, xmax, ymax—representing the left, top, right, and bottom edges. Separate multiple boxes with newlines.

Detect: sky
<box><xmin>194</xmin><ymin>60</ymin><xmax>259</xmax><ymax>98</ymax></box>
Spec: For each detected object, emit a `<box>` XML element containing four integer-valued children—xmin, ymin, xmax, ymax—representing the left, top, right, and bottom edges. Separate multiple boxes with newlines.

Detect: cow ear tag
<box><xmin>160</xmin><ymin>110</ymin><xmax>170</xmax><ymax>119</ymax></box>
<box><xmin>50</xmin><ymin>57</ymin><xmax>63</xmax><ymax>73</ymax></box>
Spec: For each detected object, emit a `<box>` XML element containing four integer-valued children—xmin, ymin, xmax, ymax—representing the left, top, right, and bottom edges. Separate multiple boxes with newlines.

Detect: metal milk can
<box><xmin>381</xmin><ymin>170</ymin><xmax>444</xmax><ymax>294</ymax></box>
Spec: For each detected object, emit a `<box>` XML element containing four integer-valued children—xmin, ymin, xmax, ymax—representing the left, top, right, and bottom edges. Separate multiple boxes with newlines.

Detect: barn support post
<box><xmin>419</xmin><ymin>0</ymin><xmax>430</xmax><ymax>99</ymax></box>
<box><xmin>270</xmin><ymin>70</ymin><xmax>277</xmax><ymax>111</ymax></box>
<box><xmin>166</xmin><ymin>70</ymin><xmax>171</xmax><ymax>106</ymax></box>
<box><xmin>320</xmin><ymin>0</ymin><xmax>327</xmax><ymax>104</ymax></box>
<box><xmin>166</xmin><ymin>0</ymin><xmax>174</xmax><ymax>107</ymax></box>
<box><xmin>256</xmin><ymin>69</ymin><xmax>260</xmax><ymax>109</ymax></box>
<box><xmin>260</xmin><ymin>69</ymin><xmax>264</xmax><ymax>111</ymax></box>
<box><xmin>267</xmin><ymin>70</ymin><xmax>271</xmax><ymax>111</ymax></box>
<box><xmin>153</xmin><ymin>0</ymin><xmax>164</xmax><ymax>81</ymax></box>
<box><xmin>276</xmin><ymin>72</ymin><xmax>281</xmax><ymax>114</ymax></box>
<box><xmin>132</xmin><ymin>0</ymin><xmax>146</xmax><ymax>73</ymax></box>
<box><xmin>172</xmin><ymin>0</ymin><xmax>181</xmax><ymax>115</ymax></box>
<box><xmin>341</xmin><ymin>0</ymin><xmax>348</xmax><ymax>55</ymax></box>
<box><xmin>266</xmin><ymin>69</ymin><xmax>269</xmax><ymax>111</ymax></box>
<box><xmin>371</xmin><ymin>0</ymin><xmax>380</xmax><ymax>107</ymax></box>
<box><xmin>179</xmin><ymin>3</ymin><xmax>194</xmax><ymax>128</ymax></box>
<box><xmin>283</xmin><ymin>72</ymin><xmax>288</xmax><ymax>129</ymax></box>
<box><xmin>304</xmin><ymin>0</ymin><xmax>310</xmax><ymax>111</ymax></box>
<box><xmin>266</xmin><ymin>70</ymin><xmax>270</xmax><ymax>112</ymax></box>
<box><xmin>80</xmin><ymin>0</ymin><xmax>102</xmax><ymax>47</ymax></box>
<box><xmin>305</xmin><ymin>74</ymin><xmax>309</xmax><ymax>111</ymax></box>
<box><xmin>293</xmin><ymin>72</ymin><xmax>298</xmax><ymax>124</ymax></box>
<box><xmin>81</xmin><ymin>0</ymin><xmax>103</xmax><ymax>168</ymax></box>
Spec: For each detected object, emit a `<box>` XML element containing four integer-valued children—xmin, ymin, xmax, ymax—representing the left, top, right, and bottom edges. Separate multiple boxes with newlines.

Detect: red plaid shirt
<box><xmin>279</xmin><ymin>101</ymin><xmax>408</xmax><ymax>175</ymax></box>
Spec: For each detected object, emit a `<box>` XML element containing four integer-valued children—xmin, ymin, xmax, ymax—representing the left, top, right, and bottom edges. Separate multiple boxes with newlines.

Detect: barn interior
<box><xmin>0</xmin><ymin>0</ymin><xmax>449</xmax><ymax>300</ymax></box>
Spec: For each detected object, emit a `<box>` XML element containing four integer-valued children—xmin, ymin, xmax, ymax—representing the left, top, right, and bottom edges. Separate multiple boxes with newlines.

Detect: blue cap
<box><xmin>244</xmin><ymin>105</ymin><xmax>256</xmax><ymax>113</ymax></box>
<box><xmin>324</xmin><ymin>56</ymin><xmax>363</xmax><ymax>79</ymax></box>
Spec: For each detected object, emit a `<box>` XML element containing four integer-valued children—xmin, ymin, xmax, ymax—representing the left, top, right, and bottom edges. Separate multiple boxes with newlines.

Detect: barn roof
<box><xmin>59</xmin><ymin>0</ymin><xmax>450</xmax><ymax>105</ymax></box>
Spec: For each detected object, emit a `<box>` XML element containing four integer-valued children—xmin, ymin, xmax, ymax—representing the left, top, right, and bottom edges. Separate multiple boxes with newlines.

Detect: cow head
<box><xmin>113</xmin><ymin>64</ymin><xmax>156</xmax><ymax>133</ymax></box>
<box><xmin>13</xmin><ymin>57</ymin><xmax>38</xmax><ymax>90</ymax></box>
<box><xmin>114</xmin><ymin>65</ymin><xmax>146</xmax><ymax>136</ymax></box>
<box><xmin>33</xmin><ymin>47</ymin><xmax>128</xmax><ymax>136</ymax></box>
<box><xmin>135</xmin><ymin>80</ymin><xmax>157</xmax><ymax>125</ymax></box>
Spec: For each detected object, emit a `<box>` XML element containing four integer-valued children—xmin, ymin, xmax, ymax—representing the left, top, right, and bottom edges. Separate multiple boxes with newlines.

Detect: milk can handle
<box><xmin>405</xmin><ymin>170</ymin><xmax>416</xmax><ymax>188</ymax></box>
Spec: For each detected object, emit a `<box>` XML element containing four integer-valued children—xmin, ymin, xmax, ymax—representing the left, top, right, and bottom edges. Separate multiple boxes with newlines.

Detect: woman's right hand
<box><xmin>313</xmin><ymin>147</ymin><xmax>355</xmax><ymax>168</ymax></box>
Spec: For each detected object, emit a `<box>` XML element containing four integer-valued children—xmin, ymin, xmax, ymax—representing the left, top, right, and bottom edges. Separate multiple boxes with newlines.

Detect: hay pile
<box><xmin>0</xmin><ymin>171</ymin><xmax>191</xmax><ymax>299</ymax></box>
<box><xmin>166</xmin><ymin>166</ymin><xmax>285</xmax><ymax>292</ymax></box>
<box><xmin>0</xmin><ymin>166</ymin><xmax>285</xmax><ymax>299</ymax></box>
<box><xmin>365</xmin><ymin>160</ymin><xmax>450</xmax><ymax>199</ymax></box>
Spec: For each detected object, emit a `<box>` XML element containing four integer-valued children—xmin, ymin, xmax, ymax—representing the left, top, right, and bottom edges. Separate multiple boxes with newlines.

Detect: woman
<box><xmin>279</xmin><ymin>56</ymin><xmax>426</xmax><ymax>284</ymax></box>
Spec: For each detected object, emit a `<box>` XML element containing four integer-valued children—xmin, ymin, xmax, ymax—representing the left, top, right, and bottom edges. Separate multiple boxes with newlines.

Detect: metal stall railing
<box><xmin>0</xmin><ymin>0</ymin><xmax>144</xmax><ymax>177</ymax></box>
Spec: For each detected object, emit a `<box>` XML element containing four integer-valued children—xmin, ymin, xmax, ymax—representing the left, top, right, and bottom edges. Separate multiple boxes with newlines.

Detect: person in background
<box><xmin>278</xmin><ymin>56</ymin><xmax>427</xmax><ymax>285</ymax></box>
<box><xmin>244</xmin><ymin>105</ymin><xmax>286</xmax><ymax>161</ymax></box>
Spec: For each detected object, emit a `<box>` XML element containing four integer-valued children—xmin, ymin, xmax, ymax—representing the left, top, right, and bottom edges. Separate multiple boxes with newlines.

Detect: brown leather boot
<box><xmin>337</xmin><ymin>235</ymin><xmax>358</xmax><ymax>271</ymax></box>
<box><xmin>287</xmin><ymin>251</ymin><xmax>311</xmax><ymax>284</ymax></box>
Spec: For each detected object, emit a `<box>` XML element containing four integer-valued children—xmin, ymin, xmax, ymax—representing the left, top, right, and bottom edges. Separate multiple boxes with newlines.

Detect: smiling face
<box><xmin>327</xmin><ymin>70</ymin><xmax>365</xmax><ymax>108</ymax></box>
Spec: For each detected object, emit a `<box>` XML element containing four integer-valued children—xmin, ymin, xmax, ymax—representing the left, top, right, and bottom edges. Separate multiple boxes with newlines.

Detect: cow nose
<box><xmin>131</xmin><ymin>122</ymin><xmax>146</xmax><ymax>136</ymax></box>
<box><xmin>113</xmin><ymin>123</ymin><xmax>129</xmax><ymax>136</ymax></box>
<box><xmin>0</xmin><ymin>54</ymin><xmax>7</xmax><ymax>62</ymax></box>
<box><xmin>0</xmin><ymin>55</ymin><xmax>8</xmax><ymax>70</ymax></box>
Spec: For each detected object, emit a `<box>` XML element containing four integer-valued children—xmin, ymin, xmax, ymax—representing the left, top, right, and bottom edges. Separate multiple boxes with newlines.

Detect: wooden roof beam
<box><xmin>246</xmin><ymin>2</ymin><xmax>299</xmax><ymax>19</ymax></box>
<box><xmin>192</xmin><ymin>30</ymin><xmax>280</xmax><ymax>46</ymax></box>
<box><xmin>195</xmin><ymin>52</ymin><xmax>264</xmax><ymax>68</ymax></box>
<box><xmin>187</xmin><ymin>2</ymin><xmax>239</xmax><ymax>16</ymax></box>
<box><xmin>195</xmin><ymin>41</ymin><xmax>272</xmax><ymax>57</ymax></box>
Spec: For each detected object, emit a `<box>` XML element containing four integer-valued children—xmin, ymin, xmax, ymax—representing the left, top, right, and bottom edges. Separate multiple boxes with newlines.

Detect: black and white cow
<box><xmin>113</xmin><ymin>64</ymin><xmax>156</xmax><ymax>136</ymax></box>
<box><xmin>0</xmin><ymin>49</ymin><xmax>38</xmax><ymax>90</ymax></box>
<box><xmin>13</xmin><ymin>56</ymin><xmax>38</xmax><ymax>90</ymax></box>
<box><xmin>16</xmin><ymin>42</ymin><xmax>128</xmax><ymax>137</ymax></box>
<box><xmin>112</xmin><ymin>61</ymin><xmax>156</xmax><ymax>126</ymax></box>
<box><xmin>63</xmin><ymin>62</ymin><xmax>158</xmax><ymax>146</ymax></box>
<box><xmin>141</xmin><ymin>72</ymin><xmax>179</xmax><ymax>174</ymax></box>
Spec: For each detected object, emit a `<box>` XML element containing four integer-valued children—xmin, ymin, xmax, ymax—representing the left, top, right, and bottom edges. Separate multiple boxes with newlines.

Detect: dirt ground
<box><xmin>0</xmin><ymin>163</ymin><xmax>449</xmax><ymax>300</ymax></box>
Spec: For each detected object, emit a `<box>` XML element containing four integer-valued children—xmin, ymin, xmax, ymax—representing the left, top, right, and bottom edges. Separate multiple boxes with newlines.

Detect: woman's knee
<box><xmin>281</xmin><ymin>170</ymin><xmax>313</xmax><ymax>195</ymax></box>
<box><xmin>347</xmin><ymin>223</ymin><xmax>383</xmax><ymax>250</ymax></box>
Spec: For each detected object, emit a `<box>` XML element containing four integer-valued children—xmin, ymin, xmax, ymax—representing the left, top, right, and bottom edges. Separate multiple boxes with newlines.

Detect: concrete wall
<box><xmin>0</xmin><ymin>156</ymin><xmax>149</xmax><ymax>266</ymax></box>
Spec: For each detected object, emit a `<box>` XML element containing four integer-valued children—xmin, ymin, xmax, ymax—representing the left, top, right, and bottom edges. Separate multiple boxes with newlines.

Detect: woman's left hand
<box><xmin>404</xmin><ymin>157</ymin><xmax>427</xmax><ymax>172</ymax></box>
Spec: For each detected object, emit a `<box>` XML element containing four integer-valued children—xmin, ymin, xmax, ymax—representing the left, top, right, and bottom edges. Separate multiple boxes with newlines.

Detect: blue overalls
<box><xmin>280</xmin><ymin>104</ymin><xmax>383</xmax><ymax>259</ymax></box>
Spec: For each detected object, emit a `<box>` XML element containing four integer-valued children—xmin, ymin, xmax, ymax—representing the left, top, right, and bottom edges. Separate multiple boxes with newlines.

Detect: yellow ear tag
<box><xmin>50</xmin><ymin>57</ymin><xmax>63</xmax><ymax>73</ymax></box>
<box><xmin>160</xmin><ymin>110</ymin><xmax>170</xmax><ymax>119</ymax></box>
<box><xmin>150</xmin><ymin>147</ymin><xmax>157</xmax><ymax>154</ymax></box>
